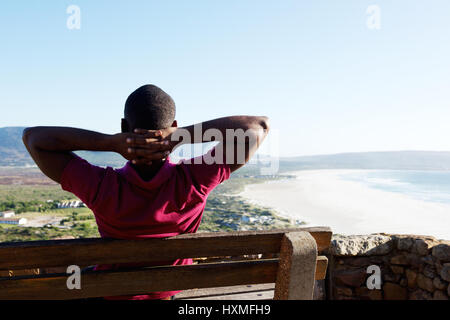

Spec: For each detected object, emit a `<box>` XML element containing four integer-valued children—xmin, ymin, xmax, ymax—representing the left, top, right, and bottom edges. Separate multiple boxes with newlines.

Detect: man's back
<box><xmin>61</xmin><ymin>151</ymin><xmax>230</xmax><ymax>239</ymax></box>
<box><xmin>60</xmin><ymin>150</ymin><xmax>230</xmax><ymax>299</ymax></box>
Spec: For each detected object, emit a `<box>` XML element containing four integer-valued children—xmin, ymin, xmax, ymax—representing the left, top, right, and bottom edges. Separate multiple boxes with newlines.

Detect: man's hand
<box><xmin>119</xmin><ymin>129</ymin><xmax>175</xmax><ymax>165</ymax></box>
<box><xmin>127</xmin><ymin>116</ymin><xmax>270</xmax><ymax>172</ymax></box>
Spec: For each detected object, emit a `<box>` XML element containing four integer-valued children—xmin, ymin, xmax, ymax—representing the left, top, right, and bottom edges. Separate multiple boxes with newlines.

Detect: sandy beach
<box><xmin>239</xmin><ymin>170</ymin><xmax>450</xmax><ymax>240</ymax></box>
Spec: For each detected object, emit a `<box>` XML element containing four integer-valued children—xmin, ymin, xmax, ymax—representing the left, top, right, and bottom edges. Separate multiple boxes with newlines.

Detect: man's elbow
<box><xmin>259</xmin><ymin>116</ymin><xmax>270</xmax><ymax>133</ymax></box>
<box><xmin>253</xmin><ymin>116</ymin><xmax>270</xmax><ymax>139</ymax></box>
<box><xmin>244</xmin><ymin>116</ymin><xmax>270</xmax><ymax>146</ymax></box>
<box><xmin>22</xmin><ymin>128</ymin><xmax>31</xmax><ymax>146</ymax></box>
<box><xmin>22</xmin><ymin>127</ymin><xmax>37</xmax><ymax>149</ymax></box>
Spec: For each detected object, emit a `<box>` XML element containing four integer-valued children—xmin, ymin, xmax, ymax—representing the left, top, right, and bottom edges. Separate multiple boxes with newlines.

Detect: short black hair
<box><xmin>124</xmin><ymin>84</ymin><xmax>176</xmax><ymax>130</ymax></box>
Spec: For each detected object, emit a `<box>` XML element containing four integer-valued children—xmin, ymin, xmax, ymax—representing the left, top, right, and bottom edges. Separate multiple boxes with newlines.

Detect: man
<box><xmin>22</xmin><ymin>84</ymin><xmax>270</xmax><ymax>300</ymax></box>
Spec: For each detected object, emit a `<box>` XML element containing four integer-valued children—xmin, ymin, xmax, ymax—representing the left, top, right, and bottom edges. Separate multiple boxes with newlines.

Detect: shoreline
<box><xmin>238</xmin><ymin>169</ymin><xmax>450</xmax><ymax>240</ymax></box>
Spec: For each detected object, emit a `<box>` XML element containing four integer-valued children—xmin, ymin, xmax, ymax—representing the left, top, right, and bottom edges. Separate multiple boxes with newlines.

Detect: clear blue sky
<box><xmin>1</xmin><ymin>1</ymin><xmax>449</xmax><ymax>157</ymax></box>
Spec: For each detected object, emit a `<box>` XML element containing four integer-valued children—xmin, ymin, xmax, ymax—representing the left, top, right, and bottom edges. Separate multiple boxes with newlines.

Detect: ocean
<box><xmin>339</xmin><ymin>170</ymin><xmax>450</xmax><ymax>205</ymax></box>
<box><xmin>239</xmin><ymin>169</ymin><xmax>450</xmax><ymax>238</ymax></box>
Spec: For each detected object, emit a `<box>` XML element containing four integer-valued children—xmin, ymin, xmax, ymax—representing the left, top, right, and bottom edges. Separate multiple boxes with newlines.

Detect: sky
<box><xmin>1</xmin><ymin>1</ymin><xmax>449</xmax><ymax>157</ymax></box>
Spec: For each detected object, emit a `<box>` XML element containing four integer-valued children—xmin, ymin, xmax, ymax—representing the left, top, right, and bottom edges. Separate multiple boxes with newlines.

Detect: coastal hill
<box><xmin>0</xmin><ymin>127</ymin><xmax>125</xmax><ymax>167</ymax></box>
<box><xmin>0</xmin><ymin>127</ymin><xmax>31</xmax><ymax>167</ymax></box>
<box><xmin>279</xmin><ymin>151</ymin><xmax>450</xmax><ymax>172</ymax></box>
<box><xmin>2</xmin><ymin>126</ymin><xmax>450</xmax><ymax>170</ymax></box>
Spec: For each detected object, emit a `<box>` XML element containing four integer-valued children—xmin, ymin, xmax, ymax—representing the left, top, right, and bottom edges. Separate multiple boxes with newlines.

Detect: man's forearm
<box><xmin>22</xmin><ymin>127</ymin><xmax>115</xmax><ymax>153</ymax></box>
<box><xmin>176</xmin><ymin>116</ymin><xmax>270</xmax><ymax>145</ymax></box>
<box><xmin>166</xmin><ymin>116</ymin><xmax>269</xmax><ymax>172</ymax></box>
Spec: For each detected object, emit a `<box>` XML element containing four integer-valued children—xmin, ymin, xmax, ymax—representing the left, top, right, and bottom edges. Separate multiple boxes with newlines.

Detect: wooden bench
<box><xmin>0</xmin><ymin>227</ymin><xmax>332</xmax><ymax>300</ymax></box>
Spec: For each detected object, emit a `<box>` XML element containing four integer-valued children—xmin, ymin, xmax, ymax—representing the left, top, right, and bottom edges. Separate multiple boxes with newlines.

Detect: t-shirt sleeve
<box><xmin>182</xmin><ymin>146</ymin><xmax>231</xmax><ymax>194</ymax></box>
<box><xmin>60</xmin><ymin>155</ymin><xmax>107</xmax><ymax>209</ymax></box>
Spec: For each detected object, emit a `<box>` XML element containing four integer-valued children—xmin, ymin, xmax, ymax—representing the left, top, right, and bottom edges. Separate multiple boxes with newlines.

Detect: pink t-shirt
<box><xmin>60</xmin><ymin>148</ymin><xmax>230</xmax><ymax>300</ymax></box>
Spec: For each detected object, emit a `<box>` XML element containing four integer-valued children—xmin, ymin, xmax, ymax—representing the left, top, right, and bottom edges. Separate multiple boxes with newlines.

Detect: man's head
<box><xmin>122</xmin><ymin>84</ymin><xmax>176</xmax><ymax>133</ymax></box>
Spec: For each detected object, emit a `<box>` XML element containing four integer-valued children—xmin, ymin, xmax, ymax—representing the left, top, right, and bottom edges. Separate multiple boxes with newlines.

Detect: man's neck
<box><xmin>131</xmin><ymin>160</ymin><xmax>165</xmax><ymax>181</ymax></box>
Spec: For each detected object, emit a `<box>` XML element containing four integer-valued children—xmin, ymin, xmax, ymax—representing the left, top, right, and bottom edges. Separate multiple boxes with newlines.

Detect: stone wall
<box><xmin>327</xmin><ymin>234</ymin><xmax>450</xmax><ymax>300</ymax></box>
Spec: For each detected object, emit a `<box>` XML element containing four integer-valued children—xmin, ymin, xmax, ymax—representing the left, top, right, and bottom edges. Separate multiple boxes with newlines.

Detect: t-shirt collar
<box><xmin>118</xmin><ymin>157</ymin><xmax>176</xmax><ymax>189</ymax></box>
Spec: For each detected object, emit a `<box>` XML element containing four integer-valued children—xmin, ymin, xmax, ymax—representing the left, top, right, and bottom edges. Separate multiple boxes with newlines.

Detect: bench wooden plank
<box><xmin>0</xmin><ymin>259</ymin><xmax>278</xmax><ymax>300</ymax></box>
<box><xmin>0</xmin><ymin>227</ymin><xmax>331</xmax><ymax>271</ymax></box>
<box><xmin>181</xmin><ymin>289</ymin><xmax>274</xmax><ymax>300</ymax></box>
<box><xmin>1</xmin><ymin>256</ymin><xmax>328</xmax><ymax>280</ymax></box>
<box><xmin>174</xmin><ymin>284</ymin><xmax>275</xmax><ymax>300</ymax></box>
<box><xmin>0</xmin><ymin>257</ymin><xmax>328</xmax><ymax>300</ymax></box>
<box><xmin>315</xmin><ymin>256</ymin><xmax>328</xmax><ymax>280</ymax></box>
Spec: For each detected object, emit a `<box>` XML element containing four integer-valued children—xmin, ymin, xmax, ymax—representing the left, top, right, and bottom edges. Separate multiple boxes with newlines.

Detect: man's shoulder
<box><xmin>172</xmin><ymin>155</ymin><xmax>231</xmax><ymax>193</ymax></box>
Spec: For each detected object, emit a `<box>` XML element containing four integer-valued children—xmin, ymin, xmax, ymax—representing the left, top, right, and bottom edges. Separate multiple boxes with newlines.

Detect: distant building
<box><xmin>57</xmin><ymin>200</ymin><xmax>84</xmax><ymax>209</ymax></box>
<box><xmin>0</xmin><ymin>211</ymin><xmax>15</xmax><ymax>218</ymax></box>
<box><xmin>0</xmin><ymin>218</ymin><xmax>27</xmax><ymax>225</ymax></box>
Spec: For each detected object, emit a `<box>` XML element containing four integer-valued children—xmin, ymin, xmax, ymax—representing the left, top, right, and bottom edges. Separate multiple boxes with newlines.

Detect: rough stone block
<box><xmin>396</xmin><ymin>237</ymin><xmax>414</xmax><ymax>251</ymax></box>
<box><xmin>432</xmin><ymin>243</ymin><xmax>450</xmax><ymax>262</ymax></box>
<box><xmin>432</xmin><ymin>277</ymin><xmax>447</xmax><ymax>290</ymax></box>
<box><xmin>333</xmin><ymin>268</ymin><xmax>367</xmax><ymax>288</ymax></box>
<box><xmin>370</xmin><ymin>257</ymin><xmax>385</xmax><ymax>265</ymax></box>
<box><xmin>432</xmin><ymin>290</ymin><xmax>448</xmax><ymax>300</ymax></box>
<box><xmin>435</xmin><ymin>261</ymin><xmax>443</xmax><ymax>275</ymax></box>
<box><xmin>354</xmin><ymin>287</ymin><xmax>383</xmax><ymax>300</ymax></box>
<box><xmin>383</xmin><ymin>273</ymin><xmax>401</xmax><ymax>283</ymax></box>
<box><xmin>347</xmin><ymin>257</ymin><xmax>372</xmax><ymax>267</ymax></box>
<box><xmin>421</xmin><ymin>255</ymin><xmax>435</xmax><ymax>265</ymax></box>
<box><xmin>406</xmin><ymin>253</ymin><xmax>422</xmax><ymax>268</ymax></box>
<box><xmin>335</xmin><ymin>286</ymin><xmax>353</xmax><ymax>297</ymax></box>
<box><xmin>440</xmin><ymin>263</ymin><xmax>450</xmax><ymax>282</ymax></box>
<box><xmin>390</xmin><ymin>265</ymin><xmax>404</xmax><ymax>274</ymax></box>
<box><xmin>367</xmin><ymin>289</ymin><xmax>383</xmax><ymax>300</ymax></box>
<box><xmin>416</xmin><ymin>273</ymin><xmax>435</xmax><ymax>292</ymax></box>
<box><xmin>383</xmin><ymin>282</ymin><xmax>408</xmax><ymax>300</ymax></box>
<box><xmin>423</xmin><ymin>265</ymin><xmax>436</xmax><ymax>279</ymax></box>
<box><xmin>331</xmin><ymin>234</ymin><xmax>393</xmax><ymax>256</ymax></box>
<box><xmin>414</xmin><ymin>238</ymin><xmax>436</xmax><ymax>256</ymax></box>
<box><xmin>335</xmin><ymin>295</ymin><xmax>358</xmax><ymax>300</ymax></box>
<box><xmin>390</xmin><ymin>254</ymin><xmax>409</xmax><ymax>265</ymax></box>
<box><xmin>405</xmin><ymin>269</ymin><xmax>417</xmax><ymax>288</ymax></box>
<box><xmin>399</xmin><ymin>277</ymin><xmax>407</xmax><ymax>287</ymax></box>
<box><xmin>409</xmin><ymin>289</ymin><xmax>432</xmax><ymax>300</ymax></box>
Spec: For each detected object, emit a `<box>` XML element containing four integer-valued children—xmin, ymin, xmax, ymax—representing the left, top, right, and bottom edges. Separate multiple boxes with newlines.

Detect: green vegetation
<box><xmin>0</xmin><ymin>223</ymin><xmax>99</xmax><ymax>242</ymax></box>
<box><xmin>0</xmin><ymin>185</ymin><xmax>73</xmax><ymax>202</ymax></box>
<box><xmin>0</xmin><ymin>200</ymin><xmax>54</xmax><ymax>213</ymax></box>
<box><xmin>198</xmin><ymin>177</ymin><xmax>295</xmax><ymax>232</ymax></box>
<box><xmin>59</xmin><ymin>210</ymin><xmax>96</xmax><ymax>226</ymax></box>
<box><xmin>0</xmin><ymin>175</ymin><xmax>298</xmax><ymax>243</ymax></box>
<box><xmin>0</xmin><ymin>185</ymin><xmax>73</xmax><ymax>213</ymax></box>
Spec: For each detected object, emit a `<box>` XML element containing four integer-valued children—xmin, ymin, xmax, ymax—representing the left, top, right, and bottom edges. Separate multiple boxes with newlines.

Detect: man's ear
<box><xmin>121</xmin><ymin>118</ymin><xmax>130</xmax><ymax>133</ymax></box>
<box><xmin>171</xmin><ymin>120</ymin><xmax>178</xmax><ymax>128</ymax></box>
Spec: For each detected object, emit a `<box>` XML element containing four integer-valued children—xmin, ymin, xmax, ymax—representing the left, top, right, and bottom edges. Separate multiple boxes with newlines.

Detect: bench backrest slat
<box><xmin>0</xmin><ymin>259</ymin><xmax>279</xmax><ymax>300</ymax></box>
<box><xmin>0</xmin><ymin>257</ymin><xmax>329</xmax><ymax>300</ymax></box>
<box><xmin>0</xmin><ymin>227</ymin><xmax>331</xmax><ymax>270</ymax></box>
